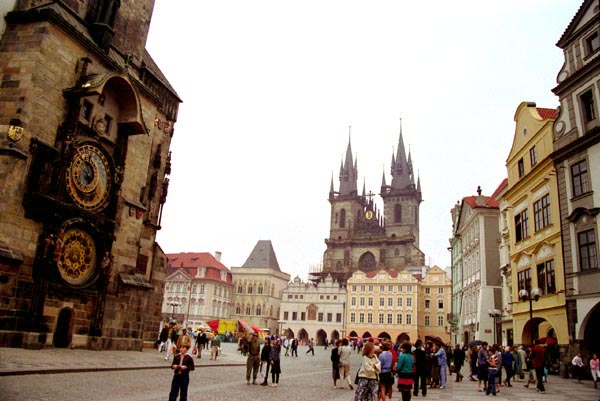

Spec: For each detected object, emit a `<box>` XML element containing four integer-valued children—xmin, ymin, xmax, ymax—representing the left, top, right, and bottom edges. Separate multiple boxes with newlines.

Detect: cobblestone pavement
<box><xmin>0</xmin><ymin>344</ymin><xmax>599</xmax><ymax>401</ymax></box>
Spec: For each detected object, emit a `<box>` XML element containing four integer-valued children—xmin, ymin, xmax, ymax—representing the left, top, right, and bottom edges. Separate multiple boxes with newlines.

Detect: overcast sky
<box><xmin>146</xmin><ymin>0</ymin><xmax>581</xmax><ymax>280</ymax></box>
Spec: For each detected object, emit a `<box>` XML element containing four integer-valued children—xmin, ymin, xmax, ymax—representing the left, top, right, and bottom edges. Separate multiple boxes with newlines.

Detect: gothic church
<box><xmin>316</xmin><ymin>129</ymin><xmax>425</xmax><ymax>283</ymax></box>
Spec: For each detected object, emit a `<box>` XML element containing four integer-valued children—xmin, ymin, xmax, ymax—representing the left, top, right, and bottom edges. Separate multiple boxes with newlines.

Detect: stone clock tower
<box><xmin>317</xmin><ymin>128</ymin><xmax>425</xmax><ymax>284</ymax></box>
<box><xmin>0</xmin><ymin>0</ymin><xmax>180</xmax><ymax>349</ymax></box>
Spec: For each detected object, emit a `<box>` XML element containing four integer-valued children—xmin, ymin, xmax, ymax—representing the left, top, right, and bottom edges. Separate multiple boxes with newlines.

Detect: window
<box><xmin>425</xmin><ymin>287</ymin><xmax>430</xmax><ymax>294</ymax></box>
<box><xmin>398</xmin><ymin>285</ymin><xmax>402</xmax><ymax>292</ymax></box>
<box><xmin>256</xmin><ymin>305</ymin><xmax>262</xmax><ymax>315</ymax></box>
<box><xmin>387</xmin><ymin>313</ymin><xmax>393</xmax><ymax>324</ymax></box>
<box><xmin>351</xmin><ymin>297</ymin><xmax>356</xmax><ymax>306</ymax></box>
<box><xmin>247</xmin><ymin>285</ymin><xmax>253</xmax><ymax>294</ymax></box>
<box><xmin>350</xmin><ymin>313</ymin><xmax>356</xmax><ymax>323</ymax></box>
<box><xmin>340</xmin><ymin>209</ymin><xmax>346</xmax><ymax>228</ymax></box>
<box><xmin>368</xmin><ymin>297</ymin><xmax>373</xmax><ymax>306</ymax></box>
<box><xmin>571</xmin><ymin>160</ymin><xmax>590</xmax><ymax>197</ymax></box>
<box><xmin>537</xmin><ymin>260</ymin><xmax>556</xmax><ymax>295</ymax></box>
<box><xmin>361</xmin><ymin>285</ymin><xmax>365</xmax><ymax>292</ymax></box>
<box><xmin>367</xmin><ymin>313</ymin><xmax>373</xmax><ymax>323</ymax></box>
<box><xmin>388</xmin><ymin>297</ymin><xmax>393</xmax><ymax>307</ymax></box>
<box><xmin>425</xmin><ymin>315</ymin><xmax>430</xmax><ymax>326</ymax></box>
<box><xmin>368</xmin><ymin>285</ymin><xmax>373</xmax><ymax>291</ymax></box>
<box><xmin>102</xmin><ymin>114</ymin><xmax>112</xmax><ymax>135</ymax></box>
<box><xmin>396</xmin><ymin>313</ymin><xmax>403</xmax><ymax>324</ymax></box>
<box><xmin>397</xmin><ymin>297</ymin><xmax>403</xmax><ymax>307</ymax></box>
<box><xmin>581</xmin><ymin>90</ymin><xmax>597</xmax><ymax>123</ymax></box>
<box><xmin>517</xmin><ymin>268</ymin><xmax>531</xmax><ymax>292</ymax></box>
<box><xmin>318</xmin><ymin>312</ymin><xmax>324</xmax><ymax>321</ymax></box>
<box><xmin>283</xmin><ymin>311</ymin><xmax>288</xmax><ymax>320</ymax></box>
<box><xmin>379</xmin><ymin>313</ymin><xmax>384</xmax><ymax>324</ymax></box>
<box><xmin>327</xmin><ymin>313</ymin><xmax>332</xmax><ymax>322</ymax></box>
<box><xmin>406</xmin><ymin>314</ymin><xmax>412</xmax><ymax>325</ymax></box>
<box><xmin>518</xmin><ymin>158</ymin><xmax>525</xmax><ymax>178</ymax></box>
<box><xmin>246</xmin><ymin>305</ymin><xmax>251</xmax><ymax>315</ymax></box>
<box><xmin>236</xmin><ymin>305</ymin><xmax>241</xmax><ymax>314</ymax></box>
<box><xmin>578</xmin><ymin>229</ymin><xmax>598</xmax><ymax>270</ymax></box>
<box><xmin>81</xmin><ymin>100</ymin><xmax>93</xmax><ymax>121</ymax></box>
<box><xmin>238</xmin><ymin>284</ymin><xmax>243</xmax><ymax>293</ymax></box>
<box><xmin>258</xmin><ymin>284</ymin><xmax>263</xmax><ymax>294</ymax></box>
<box><xmin>406</xmin><ymin>297</ymin><xmax>412</xmax><ymax>307</ymax></box>
<box><xmin>352</xmin><ymin>285</ymin><xmax>357</xmax><ymax>292</ymax></box>
<box><xmin>388</xmin><ymin>285</ymin><xmax>394</xmax><ymax>292</ymax></box>
<box><xmin>359</xmin><ymin>313</ymin><xmax>365</xmax><ymax>323</ymax></box>
<box><xmin>425</xmin><ymin>300</ymin><xmax>430</xmax><ymax>309</ymax></box>
<box><xmin>319</xmin><ymin>295</ymin><xmax>324</xmax><ymax>300</ymax></box>
<box><xmin>380</xmin><ymin>285</ymin><xmax>385</xmax><ymax>292</ymax></box>
<box><xmin>438</xmin><ymin>287</ymin><xmax>444</xmax><ymax>294</ymax></box>
<box><xmin>291</xmin><ymin>312</ymin><xmax>297</xmax><ymax>320</ymax></box>
<box><xmin>379</xmin><ymin>297</ymin><xmax>385</xmax><ymax>307</ymax></box>
<box><xmin>586</xmin><ymin>31</ymin><xmax>600</xmax><ymax>55</ymax></box>
<box><xmin>407</xmin><ymin>285</ymin><xmax>412</xmax><ymax>293</ymax></box>
<box><xmin>438</xmin><ymin>316</ymin><xmax>444</xmax><ymax>326</ymax></box>
<box><xmin>336</xmin><ymin>313</ymin><xmax>342</xmax><ymax>322</ymax></box>
<box><xmin>515</xmin><ymin>209</ymin><xmax>529</xmax><ymax>241</ymax></box>
<box><xmin>360</xmin><ymin>297</ymin><xmax>365</xmax><ymax>306</ymax></box>
<box><xmin>530</xmin><ymin>146</ymin><xmax>537</xmax><ymax>166</ymax></box>
<box><xmin>301</xmin><ymin>312</ymin><xmax>306</xmax><ymax>321</ymax></box>
<box><xmin>534</xmin><ymin>194</ymin><xmax>551</xmax><ymax>231</ymax></box>
<box><xmin>438</xmin><ymin>299</ymin><xmax>444</xmax><ymax>309</ymax></box>
<box><xmin>394</xmin><ymin>204</ymin><xmax>402</xmax><ymax>223</ymax></box>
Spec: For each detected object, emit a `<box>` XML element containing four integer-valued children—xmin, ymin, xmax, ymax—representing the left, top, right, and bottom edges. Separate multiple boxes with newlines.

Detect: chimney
<box><xmin>215</xmin><ymin>251</ymin><xmax>222</xmax><ymax>262</ymax></box>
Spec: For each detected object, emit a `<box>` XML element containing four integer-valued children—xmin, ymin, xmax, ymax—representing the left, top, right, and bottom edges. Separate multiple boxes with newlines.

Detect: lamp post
<box><xmin>487</xmin><ymin>308</ymin><xmax>501</xmax><ymax>345</ymax></box>
<box><xmin>168</xmin><ymin>301</ymin><xmax>181</xmax><ymax>321</ymax></box>
<box><xmin>519</xmin><ymin>288</ymin><xmax>541</xmax><ymax>345</ymax></box>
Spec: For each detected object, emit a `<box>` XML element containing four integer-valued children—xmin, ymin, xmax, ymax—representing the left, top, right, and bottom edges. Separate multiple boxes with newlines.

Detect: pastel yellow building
<box><xmin>503</xmin><ymin>103</ymin><xmax>567</xmax><ymax>358</ymax></box>
<box><xmin>346</xmin><ymin>267</ymin><xmax>451</xmax><ymax>343</ymax></box>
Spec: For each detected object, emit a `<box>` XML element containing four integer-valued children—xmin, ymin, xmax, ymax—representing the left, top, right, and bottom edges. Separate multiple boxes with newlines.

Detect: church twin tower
<box><xmin>320</xmin><ymin>128</ymin><xmax>425</xmax><ymax>283</ymax></box>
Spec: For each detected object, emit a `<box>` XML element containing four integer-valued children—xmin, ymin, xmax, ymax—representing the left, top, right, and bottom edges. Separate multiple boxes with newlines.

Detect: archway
<box><xmin>316</xmin><ymin>329</ymin><xmax>327</xmax><ymax>345</ymax></box>
<box><xmin>378</xmin><ymin>331</ymin><xmax>391</xmax><ymax>340</ymax></box>
<box><xmin>396</xmin><ymin>332</ymin><xmax>410</xmax><ymax>344</ymax></box>
<box><xmin>330</xmin><ymin>329</ymin><xmax>340</xmax><ymax>342</ymax></box>
<box><xmin>349</xmin><ymin>330</ymin><xmax>358</xmax><ymax>337</ymax></box>
<box><xmin>285</xmin><ymin>328</ymin><xmax>295</xmax><ymax>339</ymax></box>
<box><xmin>583</xmin><ymin>302</ymin><xmax>600</xmax><ymax>356</ymax></box>
<box><xmin>53</xmin><ymin>307</ymin><xmax>73</xmax><ymax>348</ymax></box>
<box><xmin>298</xmin><ymin>328</ymin><xmax>309</xmax><ymax>345</ymax></box>
<box><xmin>521</xmin><ymin>317</ymin><xmax>546</xmax><ymax>345</ymax></box>
<box><xmin>362</xmin><ymin>331</ymin><xmax>372</xmax><ymax>339</ymax></box>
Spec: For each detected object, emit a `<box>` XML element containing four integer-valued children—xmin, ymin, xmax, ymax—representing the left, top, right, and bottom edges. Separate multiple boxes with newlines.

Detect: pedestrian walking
<box><xmin>306</xmin><ymin>338</ymin><xmax>315</xmax><ymax>356</ymax></box>
<box><xmin>453</xmin><ymin>344</ymin><xmax>465</xmax><ymax>382</ymax></box>
<box><xmin>331</xmin><ymin>339</ymin><xmax>342</xmax><ymax>388</ymax></box>
<box><xmin>485</xmin><ymin>345</ymin><xmax>499</xmax><ymax>396</ymax></box>
<box><xmin>283</xmin><ymin>337</ymin><xmax>290</xmax><ymax>356</ymax></box>
<box><xmin>412</xmin><ymin>339</ymin><xmax>428</xmax><ymax>397</ymax></box>
<box><xmin>469</xmin><ymin>345</ymin><xmax>478</xmax><ymax>381</ymax></box>
<box><xmin>572</xmin><ymin>352</ymin><xmax>585</xmax><ymax>382</ymax></box>
<box><xmin>397</xmin><ymin>342</ymin><xmax>414</xmax><ymax>401</ymax></box>
<box><xmin>159</xmin><ymin>324</ymin><xmax>169</xmax><ymax>353</ymax></box>
<box><xmin>477</xmin><ymin>342</ymin><xmax>489</xmax><ymax>392</ymax></box>
<box><xmin>354</xmin><ymin>342</ymin><xmax>381</xmax><ymax>401</ymax></box>
<box><xmin>246</xmin><ymin>332</ymin><xmax>261</xmax><ymax>385</ymax></box>
<box><xmin>168</xmin><ymin>343</ymin><xmax>195</xmax><ymax>401</ymax></box>
<box><xmin>377</xmin><ymin>342</ymin><xmax>393</xmax><ymax>401</ymax></box>
<box><xmin>530</xmin><ymin>340</ymin><xmax>546</xmax><ymax>394</ymax></box>
<box><xmin>291</xmin><ymin>338</ymin><xmax>298</xmax><ymax>357</ymax></box>
<box><xmin>502</xmin><ymin>345</ymin><xmax>515</xmax><ymax>387</ymax></box>
<box><xmin>270</xmin><ymin>338</ymin><xmax>282</xmax><ymax>386</ymax></box>
<box><xmin>210</xmin><ymin>333</ymin><xmax>221</xmax><ymax>360</ymax></box>
<box><xmin>339</xmin><ymin>338</ymin><xmax>354</xmax><ymax>390</ymax></box>
<box><xmin>590</xmin><ymin>353</ymin><xmax>599</xmax><ymax>388</ymax></box>
<box><xmin>260</xmin><ymin>337</ymin><xmax>272</xmax><ymax>386</ymax></box>
<box><xmin>433</xmin><ymin>343</ymin><xmax>448</xmax><ymax>389</ymax></box>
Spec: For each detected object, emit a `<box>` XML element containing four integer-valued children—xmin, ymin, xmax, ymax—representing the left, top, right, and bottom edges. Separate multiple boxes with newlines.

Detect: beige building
<box><xmin>279</xmin><ymin>274</ymin><xmax>347</xmax><ymax>344</ymax></box>
<box><xmin>503</xmin><ymin>102</ymin><xmax>567</xmax><ymax>361</ymax></box>
<box><xmin>346</xmin><ymin>267</ymin><xmax>451</xmax><ymax>343</ymax></box>
<box><xmin>231</xmin><ymin>240</ymin><xmax>291</xmax><ymax>335</ymax></box>
<box><xmin>164</xmin><ymin>252</ymin><xmax>233</xmax><ymax>328</ymax></box>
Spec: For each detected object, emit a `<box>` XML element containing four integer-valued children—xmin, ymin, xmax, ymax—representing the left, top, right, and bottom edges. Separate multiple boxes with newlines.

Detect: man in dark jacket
<box><xmin>453</xmin><ymin>344</ymin><xmax>466</xmax><ymax>382</ymax></box>
<box><xmin>169</xmin><ymin>343</ymin><xmax>195</xmax><ymax>401</ymax></box>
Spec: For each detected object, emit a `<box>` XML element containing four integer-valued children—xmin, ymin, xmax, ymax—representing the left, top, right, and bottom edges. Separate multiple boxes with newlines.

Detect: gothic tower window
<box><xmin>394</xmin><ymin>204</ymin><xmax>402</xmax><ymax>223</ymax></box>
<box><xmin>340</xmin><ymin>209</ymin><xmax>346</xmax><ymax>228</ymax></box>
<box><xmin>335</xmin><ymin>261</ymin><xmax>342</xmax><ymax>271</ymax></box>
<box><xmin>358</xmin><ymin>252</ymin><xmax>377</xmax><ymax>272</ymax></box>
<box><xmin>256</xmin><ymin>304</ymin><xmax>262</xmax><ymax>316</ymax></box>
<box><xmin>258</xmin><ymin>284</ymin><xmax>263</xmax><ymax>294</ymax></box>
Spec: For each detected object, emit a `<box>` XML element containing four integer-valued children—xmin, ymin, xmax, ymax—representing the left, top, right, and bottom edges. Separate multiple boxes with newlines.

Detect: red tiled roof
<box><xmin>536</xmin><ymin>108</ymin><xmax>558</xmax><ymax>120</ymax></box>
<box><xmin>463</xmin><ymin>194</ymin><xmax>499</xmax><ymax>209</ymax></box>
<box><xmin>166</xmin><ymin>252</ymin><xmax>229</xmax><ymax>272</ymax></box>
<box><xmin>491</xmin><ymin>178</ymin><xmax>508</xmax><ymax>202</ymax></box>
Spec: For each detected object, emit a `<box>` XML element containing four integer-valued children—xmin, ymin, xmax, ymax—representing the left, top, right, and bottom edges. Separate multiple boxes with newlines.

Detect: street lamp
<box><xmin>168</xmin><ymin>301</ymin><xmax>181</xmax><ymax>320</ymax></box>
<box><xmin>487</xmin><ymin>308</ymin><xmax>501</xmax><ymax>345</ymax></box>
<box><xmin>519</xmin><ymin>288</ymin><xmax>542</xmax><ymax>345</ymax></box>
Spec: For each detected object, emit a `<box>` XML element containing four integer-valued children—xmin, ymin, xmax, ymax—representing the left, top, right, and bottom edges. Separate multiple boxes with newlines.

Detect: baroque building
<box><xmin>315</xmin><ymin>128</ymin><xmax>424</xmax><ymax>284</ymax></box>
<box><xmin>0</xmin><ymin>1</ymin><xmax>179</xmax><ymax>349</ymax></box>
<box><xmin>502</xmin><ymin>102</ymin><xmax>566</xmax><ymax>366</ymax></box>
<box><xmin>231</xmin><ymin>240</ymin><xmax>291</xmax><ymax>335</ymax></box>
<box><xmin>164</xmin><ymin>252</ymin><xmax>233</xmax><ymax>328</ymax></box>
<box><xmin>451</xmin><ymin>184</ymin><xmax>503</xmax><ymax>346</ymax></box>
<box><xmin>279</xmin><ymin>274</ymin><xmax>347</xmax><ymax>344</ymax></box>
<box><xmin>550</xmin><ymin>0</ymin><xmax>600</xmax><ymax>359</ymax></box>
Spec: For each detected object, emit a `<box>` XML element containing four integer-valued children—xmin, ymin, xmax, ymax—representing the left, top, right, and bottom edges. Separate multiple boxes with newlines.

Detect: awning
<box><xmin>238</xmin><ymin>319</ymin><xmax>254</xmax><ymax>333</ymax></box>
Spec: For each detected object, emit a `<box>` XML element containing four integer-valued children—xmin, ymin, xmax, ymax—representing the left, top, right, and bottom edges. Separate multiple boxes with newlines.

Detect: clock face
<box><xmin>56</xmin><ymin>228</ymin><xmax>97</xmax><ymax>286</ymax></box>
<box><xmin>66</xmin><ymin>144</ymin><xmax>111</xmax><ymax>211</ymax></box>
<box><xmin>365</xmin><ymin>210</ymin><xmax>374</xmax><ymax>220</ymax></box>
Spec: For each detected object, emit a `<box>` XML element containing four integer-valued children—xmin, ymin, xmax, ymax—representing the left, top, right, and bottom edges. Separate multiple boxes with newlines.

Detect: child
<box><xmin>169</xmin><ymin>344</ymin><xmax>195</xmax><ymax>401</ymax></box>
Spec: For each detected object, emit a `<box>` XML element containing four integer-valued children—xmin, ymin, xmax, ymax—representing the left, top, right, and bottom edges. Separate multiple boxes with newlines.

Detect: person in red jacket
<box><xmin>530</xmin><ymin>340</ymin><xmax>546</xmax><ymax>394</ymax></box>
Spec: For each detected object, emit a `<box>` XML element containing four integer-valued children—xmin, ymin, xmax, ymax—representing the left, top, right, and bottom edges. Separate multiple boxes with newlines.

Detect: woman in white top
<box><xmin>354</xmin><ymin>342</ymin><xmax>381</xmax><ymax>401</ymax></box>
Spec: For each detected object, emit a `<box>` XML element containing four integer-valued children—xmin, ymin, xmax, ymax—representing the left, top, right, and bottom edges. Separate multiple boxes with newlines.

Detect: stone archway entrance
<box><xmin>583</xmin><ymin>302</ymin><xmax>600</xmax><ymax>356</ymax></box>
<box><xmin>53</xmin><ymin>307</ymin><xmax>73</xmax><ymax>348</ymax></box>
<box><xmin>298</xmin><ymin>328</ymin><xmax>309</xmax><ymax>344</ymax></box>
<box><xmin>316</xmin><ymin>329</ymin><xmax>327</xmax><ymax>345</ymax></box>
<box><xmin>396</xmin><ymin>332</ymin><xmax>410</xmax><ymax>344</ymax></box>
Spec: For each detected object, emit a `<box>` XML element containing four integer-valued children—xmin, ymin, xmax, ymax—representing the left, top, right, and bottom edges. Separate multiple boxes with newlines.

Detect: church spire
<box><xmin>338</xmin><ymin>128</ymin><xmax>358</xmax><ymax>195</ymax></box>
<box><xmin>390</xmin><ymin>119</ymin><xmax>411</xmax><ymax>190</ymax></box>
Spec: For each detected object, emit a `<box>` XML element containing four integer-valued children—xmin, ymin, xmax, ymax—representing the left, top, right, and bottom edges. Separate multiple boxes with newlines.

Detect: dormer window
<box><xmin>586</xmin><ymin>31</ymin><xmax>599</xmax><ymax>56</ymax></box>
